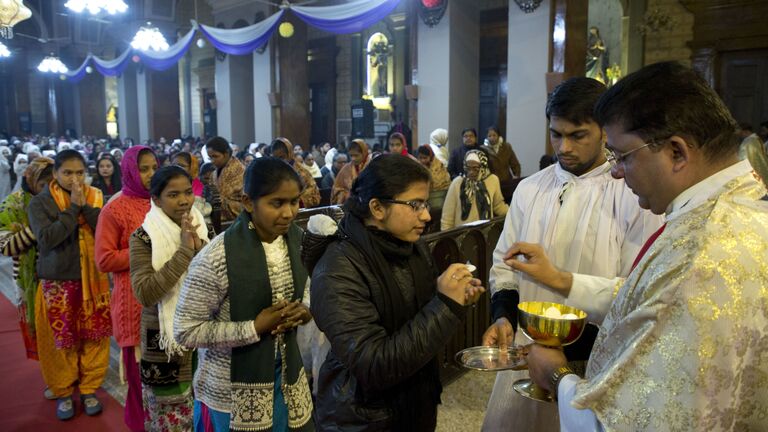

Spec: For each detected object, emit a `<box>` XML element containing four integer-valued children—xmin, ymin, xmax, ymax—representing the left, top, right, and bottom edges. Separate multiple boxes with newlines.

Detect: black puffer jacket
<box><xmin>310</xmin><ymin>235</ymin><xmax>466</xmax><ymax>431</ymax></box>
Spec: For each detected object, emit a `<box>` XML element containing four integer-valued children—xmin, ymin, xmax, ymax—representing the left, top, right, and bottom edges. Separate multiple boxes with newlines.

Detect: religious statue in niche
<box><xmin>585</xmin><ymin>26</ymin><xmax>607</xmax><ymax>84</ymax></box>
<box><xmin>366</xmin><ymin>32</ymin><xmax>391</xmax><ymax>98</ymax></box>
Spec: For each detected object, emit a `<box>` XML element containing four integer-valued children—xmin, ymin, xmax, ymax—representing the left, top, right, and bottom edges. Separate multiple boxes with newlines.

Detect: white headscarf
<box><xmin>429</xmin><ymin>128</ymin><xmax>449</xmax><ymax>167</ymax></box>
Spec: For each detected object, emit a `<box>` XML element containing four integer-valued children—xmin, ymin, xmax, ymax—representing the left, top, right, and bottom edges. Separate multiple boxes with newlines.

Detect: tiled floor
<box><xmin>437</xmin><ymin>370</ymin><xmax>496</xmax><ymax>431</ymax></box>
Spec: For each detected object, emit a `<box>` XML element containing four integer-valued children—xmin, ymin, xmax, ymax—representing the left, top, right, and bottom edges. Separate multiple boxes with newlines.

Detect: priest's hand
<box><xmin>482</xmin><ymin>317</ymin><xmax>514</xmax><ymax>350</ymax></box>
<box><xmin>527</xmin><ymin>343</ymin><xmax>568</xmax><ymax>393</ymax></box>
<box><xmin>504</xmin><ymin>242</ymin><xmax>573</xmax><ymax>296</ymax></box>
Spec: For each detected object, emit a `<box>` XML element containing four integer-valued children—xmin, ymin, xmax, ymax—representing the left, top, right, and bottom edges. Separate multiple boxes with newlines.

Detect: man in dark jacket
<box><xmin>320</xmin><ymin>152</ymin><xmax>347</xmax><ymax>190</ymax></box>
<box><xmin>448</xmin><ymin>128</ymin><xmax>484</xmax><ymax>178</ymax></box>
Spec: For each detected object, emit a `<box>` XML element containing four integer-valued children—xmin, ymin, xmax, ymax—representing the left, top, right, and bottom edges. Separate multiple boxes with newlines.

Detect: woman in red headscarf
<box><xmin>388</xmin><ymin>132</ymin><xmax>417</xmax><ymax>161</ymax></box>
<box><xmin>95</xmin><ymin>145</ymin><xmax>158</xmax><ymax>431</ymax></box>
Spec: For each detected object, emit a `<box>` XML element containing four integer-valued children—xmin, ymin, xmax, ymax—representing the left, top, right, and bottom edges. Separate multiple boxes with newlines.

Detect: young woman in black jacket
<box><xmin>309</xmin><ymin>154</ymin><xmax>485</xmax><ymax>431</ymax></box>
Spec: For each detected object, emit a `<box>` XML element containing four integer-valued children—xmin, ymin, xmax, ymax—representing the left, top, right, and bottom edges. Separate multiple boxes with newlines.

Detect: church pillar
<box><xmin>179</xmin><ymin>55</ymin><xmax>193</xmax><ymax>137</ymax></box>
<box><xmin>416</xmin><ymin>1</ymin><xmax>480</xmax><ymax>151</ymax></box>
<box><xmin>74</xmin><ymin>73</ymin><xmax>107</xmax><ymax>137</ymax></box>
<box><xmin>277</xmin><ymin>12</ymin><xmax>309</xmax><ymax>147</ymax></box>
<box><xmin>148</xmin><ymin>66</ymin><xmax>181</xmax><ymax>141</ymax></box>
<box><xmin>117</xmin><ymin>65</ymin><xmax>140</xmax><ymax>141</ymax></box>
<box><xmin>136</xmin><ymin>68</ymin><xmax>152</xmax><ymax>142</ymax></box>
<box><xmin>60</xmin><ymin>81</ymin><xmax>78</xmax><ymax>137</ymax></box>
<box><xmin>45</xmin><ymin>78</ymin><xmax>65</xmax><ymax>136</ymax></box>
<box><xmin>253</xmin><ymin>44</ymin><xmax>273</xmax><ymax>144</ymax></box>
<box><xmin>505</xmin><ymin>1</ymin><xmax>551</xmax><ymax>176</ymax></box>
<box><xmin>215</xmin><ymin>53</ymin><xmax>255</xmax><ymax>147</ymax></box>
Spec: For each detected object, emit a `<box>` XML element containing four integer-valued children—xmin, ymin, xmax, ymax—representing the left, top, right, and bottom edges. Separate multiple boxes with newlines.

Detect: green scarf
<box><xmin>224</xmin><ymin>212</ymin><xmax>313</xmax><ymax>431</ymax></box>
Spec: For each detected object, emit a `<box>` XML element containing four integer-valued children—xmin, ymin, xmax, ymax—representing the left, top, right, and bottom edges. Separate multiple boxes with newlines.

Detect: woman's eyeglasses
<box><xmin>380</xmin><ymin>199</ymin><xmax>431</xmax><ymax>213</ymax></box>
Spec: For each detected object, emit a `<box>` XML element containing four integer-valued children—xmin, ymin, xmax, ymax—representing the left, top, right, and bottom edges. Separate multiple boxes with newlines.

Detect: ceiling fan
<box><xmin>13</xmin><ymin>33</ymin><xmax>70</xmax><ymax>44</ymax></box>
<box><xmin>56</xmin><ymin>12</ymin><xmax>111</xmax><ymax>25</ymax></box>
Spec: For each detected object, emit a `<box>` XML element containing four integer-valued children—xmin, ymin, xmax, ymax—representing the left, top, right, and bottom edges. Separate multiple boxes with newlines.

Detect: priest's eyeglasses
<box><xmin>604</xmin><ymin>141</ymin><xmax>654</xmax><ymax>167</ymax></box>
<box><xmin>380</xmin><ymin>199</ymin><xmax>431</xmax><ymax>213</ymax></box>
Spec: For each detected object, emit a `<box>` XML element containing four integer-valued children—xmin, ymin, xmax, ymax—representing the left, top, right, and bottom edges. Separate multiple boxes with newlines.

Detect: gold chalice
<box><xmin>513</xmin><ymin>301</ymin><xmax>587</xmax><ymax>403</ymax></box>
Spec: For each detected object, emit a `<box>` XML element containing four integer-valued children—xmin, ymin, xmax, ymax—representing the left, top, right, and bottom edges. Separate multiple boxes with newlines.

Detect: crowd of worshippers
<box><xmin>0</xmin><ymin>60</ymin><xmax>766</xmax><ymax>432</ymax></box>
<box><xmin>0</xmin><ymin>121</ymin><xmax>544</xmax><ymax>237</ymax></box>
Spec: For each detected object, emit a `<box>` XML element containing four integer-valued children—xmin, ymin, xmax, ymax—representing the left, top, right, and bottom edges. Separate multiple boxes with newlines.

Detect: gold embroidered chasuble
<box><xmin>572</xmin><ymin>171</ymin><xmax>768</xmax><ymax>431</ymax></box>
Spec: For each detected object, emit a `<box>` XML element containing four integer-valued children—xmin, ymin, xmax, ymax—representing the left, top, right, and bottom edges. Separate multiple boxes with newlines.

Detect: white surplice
<box><xmin>482</xmin><ymin>161</ymin><xmax>663</xmax><ymax>431</ymax></box>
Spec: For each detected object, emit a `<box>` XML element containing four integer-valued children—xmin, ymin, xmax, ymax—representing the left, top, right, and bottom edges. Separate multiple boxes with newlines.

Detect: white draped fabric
<box><xmin>92</xmin><ymin>48</ymin><xmax>131</xmax><ymax>73</ymax></box>
<box><xmin>291</xmin><ymin>0</ymin><xmax>394</xmax><ymax>20</ymax></box>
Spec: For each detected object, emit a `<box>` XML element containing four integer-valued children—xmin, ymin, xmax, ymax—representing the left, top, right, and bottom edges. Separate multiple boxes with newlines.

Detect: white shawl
<box><xmin>141</xmin><ymin>200</ymin><xmax>208</xmax><ymax>358</ymax></box>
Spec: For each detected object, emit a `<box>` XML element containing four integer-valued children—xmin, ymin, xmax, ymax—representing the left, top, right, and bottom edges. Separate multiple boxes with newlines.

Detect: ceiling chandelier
<box><xmin>0</xmin><ymin>41</ymin><xmax>10</xmax><ymax>57</ymax></box>
<box><xmin>0</xmin><ymin>0</ymin><xmax>33</xmax><ymax>39</ymax></box>
<box><xmin>130</xmin><ymin>23</ymin><xmax>169</xmax><ymax>52</ymax></box>
<box><xmin>64</xmin><ymin>0</ymin><xmax>128</xmax><ymax>15</ymax></box>
<box><xmin>37</xmin><ymin>54</ymin><xmax>68</xmax><ymax>73</ymax></box>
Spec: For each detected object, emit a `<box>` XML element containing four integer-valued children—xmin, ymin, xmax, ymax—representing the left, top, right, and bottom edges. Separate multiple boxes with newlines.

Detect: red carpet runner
<box><xmin>0</xmin><ymin>297</ymin><xmax>128</xmax><ymax>431</ymax></box>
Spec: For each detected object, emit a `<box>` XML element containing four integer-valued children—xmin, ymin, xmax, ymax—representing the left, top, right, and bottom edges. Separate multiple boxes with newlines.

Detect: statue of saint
<box><xmin>585</xmin><ymin>26</ymin><xmax>607</xmax><ymax>84</ymax></box>
<box><xmin>367</xmin><ymin>34</ymin><xmax>390</xmax><ymax>97</ymax></box>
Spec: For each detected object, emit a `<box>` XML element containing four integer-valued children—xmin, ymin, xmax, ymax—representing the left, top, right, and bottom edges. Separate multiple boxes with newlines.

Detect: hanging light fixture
<box><xmin>130</xmin><ymin>23</ymin><xmax>169</xmax><ymax>52</ymax></box>
<box><xmin>513</xmin><ymin>0</ymin><xmax>543</xmax><ymax>14</ymax></box>
<box><xmin>0</xmin><ymin>41</ymin><xmax>10</xmax><ymax>57</ymax></box>
<box><xmin>37</xmin><ymin>54</ymin><xmax>69</xmax><ymax>73</ymax></box>
<box><xmin>0</xmin><ymin>0</ymin><xmax>33</xmax><ymax>39</ymax></box>
<box><xmin>64</xmin><ymin>0</ymin><xmax>128</xmax><ymax>15</ymax></box>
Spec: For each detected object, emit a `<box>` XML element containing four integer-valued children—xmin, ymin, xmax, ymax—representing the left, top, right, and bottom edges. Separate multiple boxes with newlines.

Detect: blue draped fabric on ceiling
<box><xmin>65</xmin><ymin>0</ymin><xmax>402</xmax><ymax>82</ymax></box>
<box><xmin>197</xmin><ymin>11</ymin><xmax>284</xmax><ymax>55</ymax></box>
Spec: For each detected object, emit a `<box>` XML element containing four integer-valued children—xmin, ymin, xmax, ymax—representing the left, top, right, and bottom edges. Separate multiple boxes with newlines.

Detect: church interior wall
<box><xmin>506</xmin><ymin>0</ymin><xmax>551</xmax><ymax>177</ymax></box>
<box><xmin>416</xmin><ymin>4</ymin><xmax>452</xmax><ymax>148</ymax></box>
<box><xmin>643</xmin><ymin>0</ymin><xmax>694</xmax><ymax>66</ymax></box>
<box><xmin>448</xmin><ymin>1</ymin><xmax>480</xmax><ymax>153</ymax></box>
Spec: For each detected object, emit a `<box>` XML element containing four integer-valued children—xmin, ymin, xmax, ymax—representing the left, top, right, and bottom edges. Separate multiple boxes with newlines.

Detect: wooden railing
<box><xmin>295</xmin><ymin>206</ymin><xmax>504</xmax><ymax>384</ymax></box>
<box><xmin>421</xmin><ymin>217</ymin><xmax>505</xmax><ymax>383</ymax></box>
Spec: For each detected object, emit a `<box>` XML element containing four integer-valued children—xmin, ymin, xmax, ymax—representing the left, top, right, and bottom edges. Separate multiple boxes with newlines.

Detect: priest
<box><xmin>481</xmin><ymin>77</ymin><xmax>663</xmax><ymax>430</ymax></box>
<box><xmin>526</xmin><ymin>61</ymin><xmax>768</xmax><ymax>431</ymax></box>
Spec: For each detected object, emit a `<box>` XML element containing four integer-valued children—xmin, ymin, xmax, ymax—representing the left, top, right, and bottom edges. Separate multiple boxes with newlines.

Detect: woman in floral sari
<box><xmin>205</xmin><ymin>136</ymin><xmax>245</xmax><ymax>223</ymax></box>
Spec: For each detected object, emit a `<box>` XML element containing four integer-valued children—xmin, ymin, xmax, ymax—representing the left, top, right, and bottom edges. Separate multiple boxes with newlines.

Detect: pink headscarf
<box><xmin>120</xmin><ymin>146</ymin><xmax>156</xmax><ymax>199</ymax></box>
